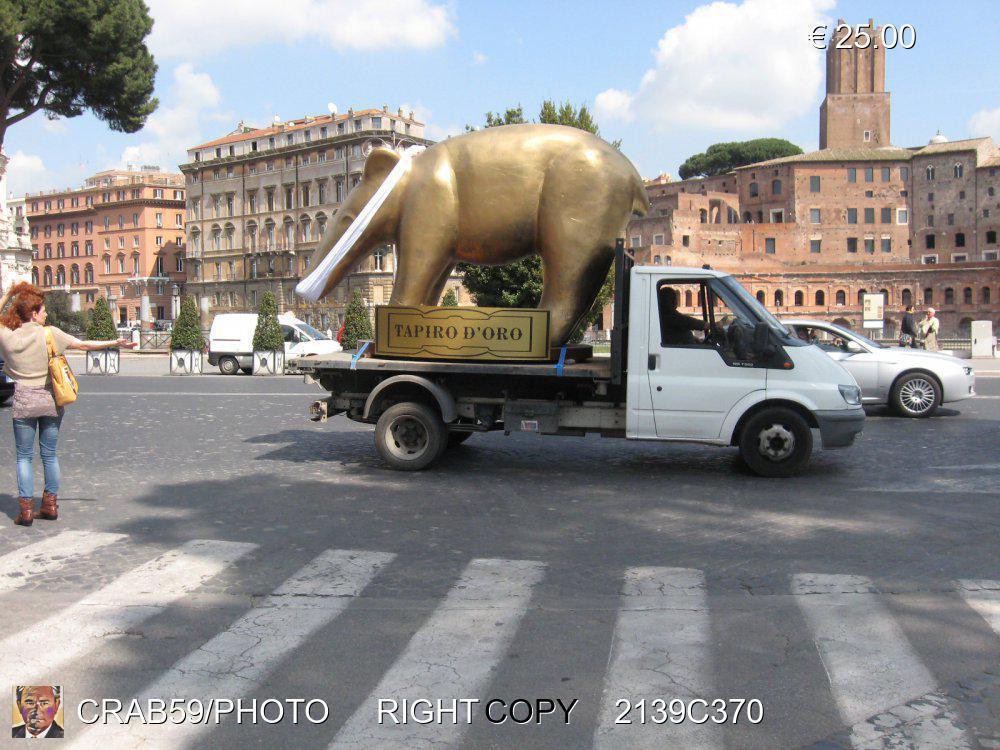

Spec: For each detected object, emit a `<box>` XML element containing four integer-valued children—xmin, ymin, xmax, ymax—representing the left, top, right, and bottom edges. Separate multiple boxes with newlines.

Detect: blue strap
<box><xmin>350</xmin><ymin>340</ymin><xmax>370</xmax><ymax>370</ymax></box>
<box><xmin>554</xmin><ymin>345</ymin><xmax>567</xmax><ymax>376</ymax></box>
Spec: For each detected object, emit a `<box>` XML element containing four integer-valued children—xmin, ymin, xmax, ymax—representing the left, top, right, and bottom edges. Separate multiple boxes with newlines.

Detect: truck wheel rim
<box><xmin>900</xmin><ymin>378</ymin><xmax>934</xmax><ymax>413</ymax></box>
<box><xmin>387</xmin><ymin>416</ymin><xmax>429</xmax><ymax>459</ymax></box>
<box><xmin>758</xmin><ymin>423</ymin><xmax>795</xmax><ymax>461</ymax></box>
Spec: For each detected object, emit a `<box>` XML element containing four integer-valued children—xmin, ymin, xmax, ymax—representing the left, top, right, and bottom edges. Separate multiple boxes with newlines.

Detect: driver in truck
<box><xmin>657</xmin><ymin>286</ymin><xmax>708</xmax><ymax>345</ymax></box>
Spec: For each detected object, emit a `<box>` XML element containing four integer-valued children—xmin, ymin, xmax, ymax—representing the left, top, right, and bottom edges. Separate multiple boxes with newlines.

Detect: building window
<box><xmin>954</xmin><ymin>163</ymin><xmax>964</xmax><ymax>178</ymax></box>
<box><xmin>847</xmin><ymin>237</ymin><xmax>858</xmax><ymax>253</ymax></box>
<box><xmin>769</xmin><ymin>209</ymin><xmax>783</xmax><ymax>223</ymax></box>
<box><xmin>771</xmin><ymin>179</ymin><xmax>781</xmax><ymax>195</ymax></box>
<box><xmin>900</xmin><ymin>166</ymin><xmax>909</xmax><ymax>181</ymax></box>
<box><xmin>809</xmin><ymin>208</ymin><xmax>821</xmax><ymax>224</ymax></box>
<box><xmin>926</xmin><ymin>166</ymin><xmax>935</xmax><ymax>180</ymax></box>
<box><xmin>928</xmin><ymin>214</ymin><xmax>934</xmax><ymax>226</ymax></box>
<box><xmin>652</xmin><ymin>233</ymin><xmax>664</xmax><ymax>245</ymax></box>
<box><xmin>955</xmin><ymin>232</ymin><xmax>965</xmax><ymax>247</ymax></box>
<box><xmin>774</xmin><ymin>290</ymin><xmax>783</xmax><ymax>307</ymax></box>
<box><xmin>847</xmin><ymin>208</ymin><xmax>857</xmax><ymax>224</ymax></box>
<box><xmin>923</xmin><ymin>255</ymin><xmax>937</xmax><ymax>265</ymax></box>
<box><xmin>810</xmin><ymin>239</ymin><xmax>821</xmax><ymax>253</ymax></box>
<box><xmin>953</xmin><ymin>254</ymin><xmax>968</xmax><ymax>263</ymax></box>
<box><xmin>880</xmin><ymin>207</ymin><xmax>892</xmax><ymax>223</ymax></box>
<box><xmin>834</xmin><ymin>290</ymin><xmax>846</xmax><ymax>306</ymax></box>
<box><xmin>748</xmin><ymin>182</ymin><xmax>758</xmax><ymax>197</ymax></box>
<box><xmin>864</xmin><ymin>167</ymin><xmax>874</xmax><ymax>182</ymax></box>
<box><xmin>864</xmin><ymin>207</ymin><xmax>875</xmax><ymax>223</ymax></box>
<box><xmin>987</xmin><ymin>230</ymin><xmax>997</xmax><ymax>244</ymax></box>
<box><xmin>881</xmin><ymin>238</ymin><xmax>891</xmax><ymax>253</ymax></box>
<box><xmin>944</xmin><ymin>288</ymin><xmax>954</xmax><ymax>305</ymax></box>
<box><xmin>864</xmin><ymin>238</ymin><xmax>875</xmax><ymax>253</ymax></box>
<box><xmin>897</xmin><ymin>208</ymin><xmax>908</xmax><ymax>224</ymax></box>
<box><xmin>847</xmin><ymin>168</ymin><xmax>857</xmax><ymax>183</ymax></box>
<box><xmin>980</xmin><ymin>287</ymin><xmax>990</xmax><ymax>304</ymax></box>
<box><xmin>794</xmin><ymin>290</ymin><xmax>803</xmax><ymax>306</ymax></box>
<box><xmin>699</xmin><ymin>209</ymin><xmax>707</xmax><ymax>223</ymax></box>
<box><xmin>881</xmin><ymin>167</ymin><xmax>890</xmax><ymax>182</ymax></box>
<box><xmin>863</xmin><ymin>130</ymin><xmax>872</xmax><ymax>142</ymax></box>
<box><xmin>809</xmin><ymin>175</ymin><xmax>820</xmax><ymax>192</ymax></box>
<box><xmin>682</xmin><ymin>235</ymin><xmax>690</xmax><ymax>247</ymax></box>
<box><xmin>764</xmin><ymin>238</ymin><xmax>776</xmax><ymax>254</ymax></box>
<box><xmin>756</xmin><ymin>290</ymin><xmax>765</xmax><ymax>304</ymax></box>
<box><xmin>925</xmin><ymin>234</ymin><xmax>935</xmax><ymax>249</ymax></box>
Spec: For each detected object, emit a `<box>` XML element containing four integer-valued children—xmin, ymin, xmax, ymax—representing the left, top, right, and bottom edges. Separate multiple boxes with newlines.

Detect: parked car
<box><xmin>0</xmin><ymin>357</ymin><xmax>13</xmax><ymax>406</ymax></box>
<box><xmin>782</xmin><ymin>319</ymin><xmax>975</xmax><ymax>417</ymax></box>
<box><xmin>208</xmin><ymin>312</ymin><xmax>342</xmax><ymax>375</ymax></box>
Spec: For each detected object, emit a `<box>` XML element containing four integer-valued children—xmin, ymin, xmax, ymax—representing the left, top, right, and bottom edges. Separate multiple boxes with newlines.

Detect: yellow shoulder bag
<box><xmin>44</xmin><ymin>327</ymin><xmax>79</xmax><ymax>406</ymax></box>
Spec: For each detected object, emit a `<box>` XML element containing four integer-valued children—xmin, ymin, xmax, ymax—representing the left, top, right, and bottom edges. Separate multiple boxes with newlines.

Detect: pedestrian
<box><xmin>918</xmin><ymin>307</ymin><xmax>940</xmax><ymax>352</ymax></box>
<box><xmin>900</xmin><ymin>305</ymin><xmax>918</xmax><ymax>348</ymax></box>
<box><xmin>0</xmin><ymin>282</ymin><xmax>135</xmax><ymax>526</ymax></box>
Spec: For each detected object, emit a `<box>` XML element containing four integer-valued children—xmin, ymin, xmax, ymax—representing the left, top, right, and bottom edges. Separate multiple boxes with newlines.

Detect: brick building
<box><xmin>625</xmin><ymin>19</ymin><xmax>999</xmax><ymax>338</ymax></box>
<box><xmin>180</xmin><ymin>106</ymin><xmax>471</xmax><ymax>331</ymax></box>
<box><xmin>26</xmin><ymin>167</ymin><xmax>187</xmax><ymax>326</ymax></box>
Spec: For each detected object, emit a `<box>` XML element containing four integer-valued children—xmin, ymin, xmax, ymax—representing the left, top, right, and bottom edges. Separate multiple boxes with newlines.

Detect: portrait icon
<box><xmin>11</xmin><ymin>685</ymin><xmax>64</xmax><ymax>739</ymax></box>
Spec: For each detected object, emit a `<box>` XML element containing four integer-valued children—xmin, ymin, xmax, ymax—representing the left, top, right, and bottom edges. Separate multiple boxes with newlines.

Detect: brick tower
<box><xmin>819</xmin><ymin>19</ymin><xmax>891</xmax><ymax>149</ymax></box>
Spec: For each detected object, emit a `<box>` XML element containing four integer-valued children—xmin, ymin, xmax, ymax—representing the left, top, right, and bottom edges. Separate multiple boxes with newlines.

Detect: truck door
<box><xmin>647</xmin><ymin>277</ymin><xmax>766</xmax><ymax>439</ymax></box>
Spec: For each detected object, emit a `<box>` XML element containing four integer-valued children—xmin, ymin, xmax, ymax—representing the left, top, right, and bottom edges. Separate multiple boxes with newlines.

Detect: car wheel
<box><xmin>375</xmin><ymin>402</ymin><xmax>447</xmax><ymax>471</ymax></box>
<box><xmin>219</xmin><ymin>356</ymin><xmax>240</xmax><ymax>375</ymax></box>
<box><xmin>738</xmin><ymin>406</ymin><xmax>813</xmax><ymax>478</ymax></box>
<box><xmin>891</xmin><ymin>372</ymin><xmax>941</xmax><ymax>417</ymax></box>
<box><xmin>446</xmin><ymin>431</ymin><xmax>473</xmax><ymax>448</ymax></box>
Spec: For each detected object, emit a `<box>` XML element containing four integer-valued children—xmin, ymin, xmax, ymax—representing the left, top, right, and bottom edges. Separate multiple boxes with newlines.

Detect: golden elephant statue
<box><xmin>299</xmin><ymin>123</ymin><xmax>649</xmax><ymax>345</ymax></box>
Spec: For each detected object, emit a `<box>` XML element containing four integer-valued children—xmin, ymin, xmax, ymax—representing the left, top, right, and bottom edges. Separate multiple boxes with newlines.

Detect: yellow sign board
<box><xmin>375</xmin><ymin>306</ymin><xmax>551</xmax><ymax>360</ymax></box>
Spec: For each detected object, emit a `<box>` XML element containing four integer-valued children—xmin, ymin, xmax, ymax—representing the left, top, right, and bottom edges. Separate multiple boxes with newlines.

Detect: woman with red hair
<box><xmin>0</xmin><ymin>282</ymin><xmax>134</xmax><ymax>526</ymax></box>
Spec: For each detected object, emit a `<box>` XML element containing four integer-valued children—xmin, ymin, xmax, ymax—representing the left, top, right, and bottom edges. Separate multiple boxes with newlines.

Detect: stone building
<box><xmin>0</xmin><ymin>151</ymin><xmax>33</xmax><ymax>293</ymax></box>
<box><xmin>25</xmin><ymin>167</ymin><xmax>187</xmax><ymax>326</ymax></box>
<box><xmin>180</xmin><ymin>106</ymin><xmax>471</xmax><ymax>331</ymax></box>
<box><xmin>625</xmin><ymin>18</ymin><xmax>999</xmax><ymax>338</ymax></box>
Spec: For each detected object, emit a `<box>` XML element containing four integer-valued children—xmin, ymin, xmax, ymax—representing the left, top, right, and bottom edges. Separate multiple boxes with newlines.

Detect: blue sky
<box><xmin>5</xmin><ymin>0</ymin><xmax>999</xmax><ymax>197</ymax></box>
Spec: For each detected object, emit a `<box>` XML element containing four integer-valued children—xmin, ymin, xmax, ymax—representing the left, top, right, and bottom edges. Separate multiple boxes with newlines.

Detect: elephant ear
<box><xmin>362</xmin><ymin>147</ymin><xmax>401</xmax><ymax>185</ymax></box>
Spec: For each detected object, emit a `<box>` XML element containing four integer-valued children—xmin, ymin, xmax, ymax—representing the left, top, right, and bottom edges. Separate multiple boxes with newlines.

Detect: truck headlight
<box><xmin>839</xmin><ymin>384</ymin><xmax>862</xmax><ymax>405</ymax></box>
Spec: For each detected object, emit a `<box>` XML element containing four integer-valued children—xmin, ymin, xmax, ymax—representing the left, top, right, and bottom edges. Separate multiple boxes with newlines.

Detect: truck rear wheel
<box><xmin>219</xmin><ymin>356</ymin><xmax>240</xmax><ymax>375</ymax></box>
<box><xmin>375</xmin><ymin>402</ymin><xmax>446</xmax><ymax>471</ymax></box>
<box><xmin>738</xmin><ymin>407</ymin><xmax>812</xmax><ymax>478</ymax></box>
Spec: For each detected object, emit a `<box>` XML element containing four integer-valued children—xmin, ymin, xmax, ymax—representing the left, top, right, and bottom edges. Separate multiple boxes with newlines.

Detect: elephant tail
<box><xmin>629</xmin><ymin>173</ymin><xmax>650</xmax><ymax>217</ymax></box>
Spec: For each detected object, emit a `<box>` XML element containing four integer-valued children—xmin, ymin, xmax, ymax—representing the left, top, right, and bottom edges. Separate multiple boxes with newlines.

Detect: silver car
<box><xmin>782</xmin><ymin>319</ymin><xmax>976</xmax><ymax>417</ymax></box>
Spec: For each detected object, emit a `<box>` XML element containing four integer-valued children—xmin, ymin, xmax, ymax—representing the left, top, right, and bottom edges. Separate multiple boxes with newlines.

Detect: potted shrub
<box><xmin>84</xmin><ymin>297</ymin><xmax>120</xmax><ymax>374</ymax></box>
<box><xmin>342</xmin><ymin>289</ymin><xmax>373</xmax><ymax>350</ymax></box>
<box><xmin>441</xmin><ymin>287</ymin><xmax>458</xmax><ymax>307</ymax></box>
<box><xmin>169</xmin><ymin>295</ymin><xmax>205</xmax><ymax>375</ymax></box>
<box><xmin>252</xmin><ymin>291</ymin><xmax>285</xmax><ymax>375</ymax></box>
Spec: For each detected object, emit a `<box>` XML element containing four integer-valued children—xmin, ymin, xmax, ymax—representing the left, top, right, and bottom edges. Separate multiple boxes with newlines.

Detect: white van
<box><xmin>209</xmin><ymin>312</ymin><xmax>342</xmax><ymax>375</ymax></box>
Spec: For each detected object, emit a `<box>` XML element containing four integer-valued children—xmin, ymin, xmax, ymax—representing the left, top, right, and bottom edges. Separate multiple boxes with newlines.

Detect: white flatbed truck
<box><xmin>296</xmin><ymin>246</ymin><xmax>865</xmax><ymax>477</ymax></box>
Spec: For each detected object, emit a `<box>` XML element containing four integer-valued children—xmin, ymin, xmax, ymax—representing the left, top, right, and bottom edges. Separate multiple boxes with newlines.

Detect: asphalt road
<box><xmin>0</xmin><ymin>373</ymin><xmax>997</xmax><ymax>749</ymax></box>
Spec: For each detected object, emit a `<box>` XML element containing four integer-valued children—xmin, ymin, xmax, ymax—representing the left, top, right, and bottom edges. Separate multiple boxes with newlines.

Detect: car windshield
<box><xmin>719</xmin><ymin>276</ymin><xmax>789</xmax><ymax>335</ymax></box>
<box><xmin>819</xmin><ymin>322</ymin><xmax>886</xmax><ymax>349</ymax></box>
<box><xmin>296</xmin><ymin>322</ymin><xmax>328</xmax><ymax>340</ymax></box>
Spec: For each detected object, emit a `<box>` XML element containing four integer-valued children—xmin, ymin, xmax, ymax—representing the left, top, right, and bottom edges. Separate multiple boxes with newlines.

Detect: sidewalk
<box><xmin>968</xmin><ymin>357</ymin><xmax>1000</xmax><ymax>376</ymax></box>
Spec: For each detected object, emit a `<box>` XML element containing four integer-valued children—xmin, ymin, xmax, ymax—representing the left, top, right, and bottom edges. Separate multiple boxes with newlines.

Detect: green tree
<box><xmin>341</xmin><ymin>289</ymin><xmax>372</xmax><ymax>350</ymax></box>
<box><xmin>86</xmin><ymin>297</ymin><xmax>117</xmax><ymax>340</ymax></box>
<box><xmin>251</xmin><ymin>291</ymin><xmax>283</xmax><ymax>350</ymax></box>
<box><xmin>678</xmin><ymin>138</ymin><xmax>802</xmax><ymax>179</ymax></box>
<box><xmin>43</xmin><ymin>289</ymin><xmax>86</xmax><ymax>334</ymax></box>
<box><xmin>460</xmin><ymin>99</ymin><xmax>617</xmax><ymax>341</ymax></box>
<box><xmin>170</xmin><ymin>296</ymin><xmax>204</xmax><ymax>351</ymax></box>
<box><xmin>0</xmin><ymin>0</ymin><xmax>159</xmax><ymax>150</ymax></box>
<box><xmin>440</xmin><ymin>287</ymin><xmax>458</xmax><ymax>307</ymax></box>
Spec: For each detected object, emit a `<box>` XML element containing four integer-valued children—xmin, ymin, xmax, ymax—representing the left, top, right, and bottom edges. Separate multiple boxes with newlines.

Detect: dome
<box><xmin>929</xmin><ymin>131</ymin><xmax>948</xmax><ymax>144</ymax></box>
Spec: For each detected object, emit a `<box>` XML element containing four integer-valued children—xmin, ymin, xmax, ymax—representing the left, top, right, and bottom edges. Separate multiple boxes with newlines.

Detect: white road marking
<box><xmin>329</xmin><ymin>557</ymin><xmax>546</xmax><ymax>749</ymax></box>
<box><xmin>67</xmin><ymin>548</ymin><xmax>394</xmax><ymax>750</ymax></box>
<box><xmin>956</xmin><ymin>579</ymin><xmax>1000</xmax><ymax>636</ymax></box>
<box><xmin>792</xmin><ymin>574</ymin><xmax>969</xmax><ymax>749</ymax></box>
<box><xmin>0</xmin><ymin>539</ymin><xmax>255</xmax><ymax>683</ymax></box>
<box><xmin>594</xmin><ymin>567</ymin><xmax>717</xmax><ymax>750</ymax></box>
<box><xmin>0</xmin><ymin>531</ymin><xmax>126</xmax><ymax>593</ymax></box>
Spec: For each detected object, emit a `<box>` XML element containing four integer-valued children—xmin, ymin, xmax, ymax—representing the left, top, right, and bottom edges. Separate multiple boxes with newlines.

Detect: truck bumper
<box><xmin>814</xmin><ymin>407</ymin><xmax>865</xmax><ymax>449</ymax></box>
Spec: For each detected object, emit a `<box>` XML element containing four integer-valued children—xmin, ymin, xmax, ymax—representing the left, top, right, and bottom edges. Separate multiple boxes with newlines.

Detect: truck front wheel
<box><xmin>219</xmin><ymin>356</ymin><xmax>240</xmax><ymax>375</ymax></box>
<box><xmin>738</xmin><ymin>407</ymin><xmax>813</xmax><ymax>478</ymax></box>
<box><xmin>375</xmin><ymin>402</ymin><xmax>447</xmax><ymax>471</ymax></box>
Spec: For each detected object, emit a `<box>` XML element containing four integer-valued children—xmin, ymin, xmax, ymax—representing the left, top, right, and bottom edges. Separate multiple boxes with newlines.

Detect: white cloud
<box><xmin>119</xmin><ymin>63</ymin><xmax>224</xmax><ymax>171</ymax></box>
<box><xmin>968</xmin><ymin>107</ymin><xmax>1000</xmax><ymax>141</ymax></box>
<box><xmin>40</xmin><ymin>117</ymin><xmax>67</xmax><ymax>134</ymax></box>
<box><xmin>595</xmin><ymin>0</ymin><xmax>834</xmax><ymax>132</ymax></box>
<box><xmin>472</xmin><ymin>51</ymin><xmax>487</xmax><ymax>65</ymax></box>
<box><xmin>5</xmin><ymin>151</ymin><xmax>50</xmax><ymax>196</ymax></box>
<box><xmin>147</xmin><ymin>0</ymin><xmax>455</xmax><ymax>59</ymax></box>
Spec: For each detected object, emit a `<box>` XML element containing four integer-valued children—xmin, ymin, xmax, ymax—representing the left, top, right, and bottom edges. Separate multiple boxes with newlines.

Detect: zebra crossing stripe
<box><xmin>67</xmin><ymin>548</ymin><xmax>394</xmax><ymax>750</ymax></box>
<box><xmin>0</xmin><ymin>531</ymin><xmax>126</xmax><ymax>593</ymax></box>
<box><xmin>329</xmin><ymin>557</ymin><xmax>546</xmax><ymax>749</ymax></box>
<box><xmin>791</xmin><ymin>574</ymin><xmax>969</xmax><ymax>749</ymax></box>
<box><xmin>0</xmin><ymin>539</ymin><xmax>255</xmax><ymax>683</ymax></box>
<box><xmin>594</xmin><ymin>567</ymin><xmax>718</xmax><ymax>750</ymax></box>
<box><xmin>956</xmin><ymin>579</ymin><xmax>1000</xmax><ymax>636</ymax></box>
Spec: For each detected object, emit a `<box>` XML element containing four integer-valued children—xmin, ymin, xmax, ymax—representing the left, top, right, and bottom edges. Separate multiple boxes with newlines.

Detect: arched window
<box><xmin>794</xmin><ymin>290</ymin><xmax>804</xmax><ymax>306</ymax></box>
<box><xmin>70</xmin><ymin>265</ymin><xmax>80</xmax><ymax>284</ymax></box>
<box><xmin>815</xmin><ymin>290</ymin><xmax>825</xmax><ymax>306</ymax></box>
<box><xmin>246</xmin><ymin>223</ymin><xmax>257</xmax><ymax>250</ymax></box>
<box><xmin>189</xmin><ymin>230</ymin><xmax>200</xmax><ymax>252</ymax></box>
<box><xmin>743</xmin><ymin>211</ymin><xmax>752</xmax><ymax>223</ymax></box>
<box><xmin>283</xmin><ymin>218</ymin><xmax>294</xmax><ymax>248</ymax></box>
<box><xmin>835</xmin><ymin>289</ymin><xmax>846</xmax><ymax>305</ymax></box>
<box><xmin>684</xmin><ymin>290</ymin><xmax>693</xmax><ymax>307</ymax></box>
<box><xmin>901</xmin><ymin>288</ymin><xmax>912</xmax><ymax>307</ymax></box>
<box><xmin>224</xmin><ymin>224</ymin><xmax>234</xmax><ymax>250</ymax></box>
<box><xmin>879</xmin><ymin>288</ymin><xmax>889</xmax><ymax>304</ymax></box>
<box><xmin>944</xmin><ymin>287</ymin><xmax>954</xmax><ymax>305</ymax></box>
<box><xmin>857</xmin><ymin>289</ymin><xmax>867</xmax><ymax>305</ymax></box>
<box><xmin>43</xmin><ymin>267</ymin><xmax>52</xmax><ymax>286</ymax></box>
<box><xmin>84</xmin><ymin>264</ymin><xmax>94</xmax><ymax>284</ymax></box>
<box><xmin>958</xmin><ymin>317</ymin><xmax>973</xmax><ymax>336</ymax></box>
<box><xmin>699</xmin><ymin>209</ymin><xmax>707</xmax><ymax>223</ymax></box>
<box><xmin>55</xmin><ymin>266</ymin><xmax>65</xmax><ymax>286</ymax></box>
<box><xmin>749</xmin><ymin>182</ymin><xmax>758</xmax><ymax>197</ymax></box>
<box><xmin>211</xmin><ymin>225</ymin><xmax>221</xmax><ymax>251</ymax></box>
<box><xmin>774</xmin><ymin>290</ymin><xmax>783</xmax><ymax>307</ymax></box>
<box><xmin>953</xmin><ymin>162</ymin><xmax>963</xmax><ymax>178</ymax></box>
<box><xmin>653</xmin><ymin>255</ymin><xmax>661</xmax><ymax>264</ymax></box>
<box><xmin>963</xmin><ymin>287</ymin><xmax>972</xmax><ymax>304</ymax></box>
<box><xmin>300</xmin><ymin>215</ymin><xmax>311</xmax><ymax>241</ymax></box>
<box><xmin>924</xmin><ymin>288</ymin><xmax>933</xmax><ymax>305</ymax></box>
<box><xmin>756</xmin><ymin>290</ymin><xmax>765</xmax><ymax>304</ymax></box>
<box><xmin>265</xmin><ymin>220</ymin><xmax>275</xmax><ymax>247</ymax></box>
<box><xmin>771</xmin><ymin>179</ymin><xmax>782</xmax><ymax>195</ymax></box>
<box><xmin>31</xmin><ymin>268</ymin><xmax>39</xmax><ymax>285</ymax></box>
<box><xmin>926</xmin><ymin>166</ymin><xmax>935</xmax><ymax>180</ymax></box>
<box><xmin>982</xmin><ymin>287</ymin><xmax>992</xmax><ymax>304</ymax></box>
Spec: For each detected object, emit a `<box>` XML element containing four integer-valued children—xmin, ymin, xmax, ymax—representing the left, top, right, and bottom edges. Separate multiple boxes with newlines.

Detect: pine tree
<box><xmin>170</xmin><ymin>296</ymin><xmax>205</xmax><ymax>350</ymax></box>
<box><xmin>86</xmin><ymin>297</ymin><xmax>117</xmax><ymax>340</ymax></box>
<box><xmin>441</xmin><ymin>288</ymin><xmax>458</xmax><ymax>307</ymax></box>
<box><xmin>252</xmin><ymin>291</ymin><xmax>284</xmax><ymax>350</ymax></box>
<box><xmin>342</xmin><ymin>289</ymin><xmax>373</xmax><ymax>350</ymax></box>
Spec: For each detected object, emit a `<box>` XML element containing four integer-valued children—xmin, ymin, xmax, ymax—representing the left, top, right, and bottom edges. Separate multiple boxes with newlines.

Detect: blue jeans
<box><xmin>12</xmin><ymin>416</ymin><xmax>62</xmax><ymax>498</ymax></box>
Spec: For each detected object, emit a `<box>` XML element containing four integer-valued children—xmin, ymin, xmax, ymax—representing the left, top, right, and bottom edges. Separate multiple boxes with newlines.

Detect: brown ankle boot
<box><xmin>38</xmin><ymin>492</ymin><xmax>58</xmax><ymax>521</ymax></box>
<box><xmin>14</xmin><ymin>497</ymin><xmax>34</xmax><ymax>526</ymax></box>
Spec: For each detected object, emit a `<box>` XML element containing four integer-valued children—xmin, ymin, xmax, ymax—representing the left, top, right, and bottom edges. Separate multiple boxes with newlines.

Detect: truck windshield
<box><xmin>296</xmin><ymin>323</ymin><xmax>329</xmax><ymax>340</ymax></box>
<box><xmin>718</xmin><ymin>276</ymin><xmax>790</xmax><ymax>335</ymax></box>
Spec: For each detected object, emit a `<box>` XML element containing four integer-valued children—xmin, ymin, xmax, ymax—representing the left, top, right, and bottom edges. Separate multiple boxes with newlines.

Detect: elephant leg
<box><xmin>539</xmin><ymin>250</ymin><xmax>613</xmax><ymax>346</ymax></box>
<box><xmin>423</xmin><ymin>264</ymin><xmax>455</xmax><ymax>306</ymax></box>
